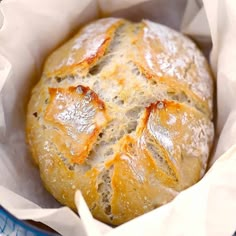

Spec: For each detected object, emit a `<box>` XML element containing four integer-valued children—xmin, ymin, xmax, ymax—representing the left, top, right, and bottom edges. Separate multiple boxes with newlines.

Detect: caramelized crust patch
<box><xmin>132</xmin><ymin>20</ymin><xmax>213</xmax><ymax>117</ymax></box>
<box><xmin>101</xmin><ymin>100</ymin><xmax>213</xmax><ymax>224</ymax></box>
<box><xmin>44</xmin><ymin>85</ymin><xmax>109</xmax><ymax>164</ymax></box>
<box><xmin>45</xmin><ymin>18</ymin><xmax>124</xmax><ymax>77</ymax></box>
<box><xmin>138</xmin><ymin>100</ymin><xmax>213</xmax><ymax>186</ymax></box>
<box><xmin>105</xmin><ymin>135</ymin><xmax>177</xmax><ymax>224</ymax></box>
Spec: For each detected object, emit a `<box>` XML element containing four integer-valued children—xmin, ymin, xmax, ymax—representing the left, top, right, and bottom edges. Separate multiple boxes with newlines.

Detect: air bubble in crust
<box><xmin>157</xmin><ymin>102</ymin><xmax>164</xmax><ymax>109</ymax></box>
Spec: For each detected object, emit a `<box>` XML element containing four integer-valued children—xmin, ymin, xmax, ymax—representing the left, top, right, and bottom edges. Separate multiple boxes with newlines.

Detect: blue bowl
<box><xmin>0</xmin><ymin>206</ymin><xmax>59</xmax><ymax>236</ymax></box>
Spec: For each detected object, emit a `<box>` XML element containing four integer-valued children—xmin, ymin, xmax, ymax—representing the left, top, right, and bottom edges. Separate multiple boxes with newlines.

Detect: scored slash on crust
<box><xmin>132</xmin><ymin>20</ymin><xmax>213</xmax><ymax>119</ymax></box>
<box><xmin>45</xmin><ymin>18</ymin><xmax>125</xmax><ymax>78</ymax></box>
<box><xmin>44</xmin><ymin>85</ymin><xmax>109</xmax><ymax>164</ymax></box>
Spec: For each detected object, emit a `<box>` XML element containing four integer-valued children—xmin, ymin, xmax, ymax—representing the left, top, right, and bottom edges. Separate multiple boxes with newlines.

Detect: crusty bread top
<box><xmin>26</xmin><ymin>18</ymin><xmax>214</xmax><ymax>225</ymax></box>
<box><xmin>45</xmin><ymin>18</ymin><xmax>123</xmax><ymax>77</ymax></box>
<box><xmin>135</xmin><ymin>20</ymin><xmax>213</xmax><ymax>118</ymax></box>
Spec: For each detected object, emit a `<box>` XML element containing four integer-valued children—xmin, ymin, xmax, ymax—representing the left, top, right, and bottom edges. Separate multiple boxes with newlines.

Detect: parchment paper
<box><xmin>0</xmin><ymin>0</ymin><xmax>236</xmax><ymax>235</ymax></box>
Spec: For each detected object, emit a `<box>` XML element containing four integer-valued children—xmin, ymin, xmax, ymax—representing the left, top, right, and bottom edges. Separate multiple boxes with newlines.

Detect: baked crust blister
<box><xmin>26</xmin><ymin>17</ymin><xmax>214</xmax><ymax>225</ymax></box>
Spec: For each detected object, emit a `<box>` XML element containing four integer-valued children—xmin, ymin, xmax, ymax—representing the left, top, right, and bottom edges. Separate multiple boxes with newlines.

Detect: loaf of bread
<box><xmin>26</xmin><ymin>18</ymin><xmax>214</xmax><ymax>225</ymax></box>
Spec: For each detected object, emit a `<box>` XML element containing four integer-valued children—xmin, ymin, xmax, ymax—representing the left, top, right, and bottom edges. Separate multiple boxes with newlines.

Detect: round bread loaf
<box><xmin>26</xmin><ymin>18</ymin><xmax>214</xmax><ymax>225</ymax></box>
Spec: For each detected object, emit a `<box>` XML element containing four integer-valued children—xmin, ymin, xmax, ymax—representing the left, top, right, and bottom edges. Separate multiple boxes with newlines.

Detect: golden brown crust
<box><xmin>104</xmin><ymin>135</ymin><xmax>177</xmax><ymax>225</ymax></box>
<box><xmin>44</xmin><ymin>85</ymin><xmax>109</xmax><ymax>164</ymax></box>
<box><xmin>94</xmin><ymin>101</ymin><xmax>213</xmax><ymax>225</ymax></box>
<box><xmin>26</xmin><ymin>17</ymin><xmax>214</xmax><ymax>225</ymax></box>
<box><xmin>132</xmin><ymin>20</ymin><xmax>213</xmax><ymax>118</ymax></box>
<box><xmin>44</xmin><ymin>18</ymin><xmax>124</xmax><ymax>78</ymax></box>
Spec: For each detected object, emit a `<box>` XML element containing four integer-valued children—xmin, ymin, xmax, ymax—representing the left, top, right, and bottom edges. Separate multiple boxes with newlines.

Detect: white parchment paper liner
<box><xmin>0</xmin><ymin>0</ymin><xmax>236</xmax><ymax>235</ymax></box>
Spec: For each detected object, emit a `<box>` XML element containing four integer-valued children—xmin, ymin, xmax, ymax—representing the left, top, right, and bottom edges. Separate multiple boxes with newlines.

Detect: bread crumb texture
<box><xmin>26</xmin><ymin>18</ymin><xmax>214</xmax><ymax>225</ymax></box>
